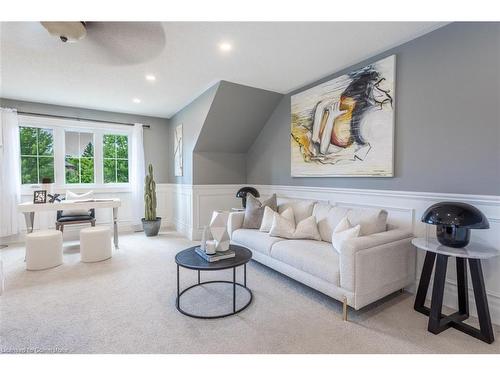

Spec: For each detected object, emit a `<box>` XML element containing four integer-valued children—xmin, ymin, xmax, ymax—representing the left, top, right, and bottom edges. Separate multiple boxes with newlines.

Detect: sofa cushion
<box><xmin>331</xmin><ymin>217</ymin><xmax>361</xmax><ymax>253</ymax></box>
<box><xmin>269</xmin><ymin>208</ymin><xmax>295</xmax><ymax>238</ymax></box>
<box><xmin>270</xmin><ymin>240</ymin><xmax>340</xmax><ymax>285</ymax></box>
<box><xmin>312</xmin><ymin>203</ymin><xmax>349</xmax><ymax>243</ymax></box>
<box><xmin>259</xmin><ymin>206</ymin><xmax>277</xmax><ymax>232</ymax></box>
<box><xmin>277</xmin><ymin>198</ymin><xmax>316</xmax><ymax>224</ymax></box>
<box><xmin>231</xmin><ymin>229</ymin><xmax>285</xmax><ymax>255</ymax></box>
<box><xmin>242</xmin><ymin>194</ymin><xmax>277</xmax><ymax>229</ymax></box>
<box><xmin>347</xmin><ymin>208</ymin><xmax>388</xmax><ymax>236</ymax></box>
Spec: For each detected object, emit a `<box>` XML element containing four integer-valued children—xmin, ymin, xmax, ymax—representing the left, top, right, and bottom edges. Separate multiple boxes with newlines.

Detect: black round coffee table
<box><xmin>175</xmin><ymin>244</ymin><xmax>253</xmax><ymax>319</ymax></box>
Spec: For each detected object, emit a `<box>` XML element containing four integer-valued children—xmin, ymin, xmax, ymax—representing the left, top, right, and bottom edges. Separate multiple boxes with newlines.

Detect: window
<box><xmin>103</xmin><ymin>134</ymin><xmax>129</xmax><ymax>183</ymax></box>
<box><xmin>19</xmin><ymin>126</ymin><xmax>55</xmax><ymax>184</ymax></box>
<box><xmin>18</xmin><ymin>116</ymin><xmax>133</xmax><ymax>189</ymax></box>
<box><xmin>65</xmin><ymin>131</ymin><xmax>95</xmax><ymax>184</ymax></box>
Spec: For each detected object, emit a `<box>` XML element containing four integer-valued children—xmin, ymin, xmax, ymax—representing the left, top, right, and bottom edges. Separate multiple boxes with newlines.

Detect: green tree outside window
<box><xmin>103</xmin><ymin>134</ymin><xmax>129</xmax><ymax>183</ymax></box>
<box><xmin>19</xmin><ymin>127</ymin><xmax>54</xmax><ymax>184</ymax></box>
<box><xmin>65</xmin><ymin>131</ymin><xmax>95</xmax><ymax>184</ymax></box>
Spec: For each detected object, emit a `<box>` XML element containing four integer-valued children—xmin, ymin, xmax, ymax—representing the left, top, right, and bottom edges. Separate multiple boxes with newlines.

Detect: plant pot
<box><xmin>142</xmin><ymin>217</ymin><xmax>162</xmax><ymax>237</ymax></box>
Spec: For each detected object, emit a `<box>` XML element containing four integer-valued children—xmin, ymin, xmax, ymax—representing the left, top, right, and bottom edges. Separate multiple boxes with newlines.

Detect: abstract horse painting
<box><xmin>291</xmin><ymin>55</ymin><xmax>395</xmax><ymax>177</ymax></box>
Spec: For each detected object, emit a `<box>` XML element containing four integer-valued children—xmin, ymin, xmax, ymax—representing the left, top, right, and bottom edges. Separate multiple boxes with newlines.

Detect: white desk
<box><xmin>18</xmin><ymin>199</ymin><xmax>121</xmax><ymax>249</ymax></box>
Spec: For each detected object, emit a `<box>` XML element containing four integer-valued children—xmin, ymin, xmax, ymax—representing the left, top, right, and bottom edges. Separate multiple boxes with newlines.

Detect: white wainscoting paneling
<box><xmin>163</xmin><ymin>183</ymin><xmax>500</xmax><ymax>324</ymax></box>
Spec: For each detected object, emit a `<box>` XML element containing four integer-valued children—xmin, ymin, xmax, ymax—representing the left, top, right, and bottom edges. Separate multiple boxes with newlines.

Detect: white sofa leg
<box><xmin>342</xmin><ymin>296</ymin><xmax>348</xmax><ymax>322</ymax></box>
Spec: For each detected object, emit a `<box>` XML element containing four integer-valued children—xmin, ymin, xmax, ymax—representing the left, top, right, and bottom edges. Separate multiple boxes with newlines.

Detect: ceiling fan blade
<box><xmin>85</xmin><ymin>22</ymin><xmax>166</xmax><ymax>66</ymax></box>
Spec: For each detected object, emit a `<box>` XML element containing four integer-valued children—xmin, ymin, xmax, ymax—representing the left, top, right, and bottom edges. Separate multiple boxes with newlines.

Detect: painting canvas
<box><xmin>291</xmin><ymin>55</ymin><xmax>395</xmax><ymax>177</ymax></box>
<box><xmin>174</xmin><ymin>124</ymin><xmax>183</xmax><ymax>177</ymax></box>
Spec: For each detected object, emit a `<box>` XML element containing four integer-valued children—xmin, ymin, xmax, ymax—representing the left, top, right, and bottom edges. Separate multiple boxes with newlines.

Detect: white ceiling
<box><xmin>0</xmin><ymin>22</ymin><xmax>446</xmax><ymax>118</ymax></box>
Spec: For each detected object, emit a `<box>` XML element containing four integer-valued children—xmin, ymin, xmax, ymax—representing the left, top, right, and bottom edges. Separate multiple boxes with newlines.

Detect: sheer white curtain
<box><xmin>130</xmin><ymin>123</ymin><xmax>145</xmax><ymax>229</ymax></box>
<box><xmin>0</xmin><ymin>108</ymin><xmax>21</xmax><ymax>237</ymax></box>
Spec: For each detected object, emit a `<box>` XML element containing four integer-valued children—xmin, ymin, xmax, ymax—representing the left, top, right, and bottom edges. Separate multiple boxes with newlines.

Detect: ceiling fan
<box><xmin>39</xmin><ymin>21</ymin><xmax>166</xmax><ymax>65</ymax></box>
<box><xmin>41</xmin><ymin>22</ymin><xmax>87</xmax><ymax>43</ymax></box>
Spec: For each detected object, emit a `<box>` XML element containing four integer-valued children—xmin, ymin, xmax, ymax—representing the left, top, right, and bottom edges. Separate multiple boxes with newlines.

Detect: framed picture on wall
<box><xmin>174</xmin><ymin>124</ymin><xmax>183</xmax><ymax>177</ymax></box>
<box><xmin>291</xmin><ymin>55</ymin><xmax>396</xmax><ymax>177</ymax></box>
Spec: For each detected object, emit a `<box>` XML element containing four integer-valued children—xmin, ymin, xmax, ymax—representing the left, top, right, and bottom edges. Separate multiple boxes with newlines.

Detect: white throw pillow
<box><xmin>277</xmin><ymin>198</ymin><xmax>316</xmax><ymax>223</ymax></box>
<box><xmin>347</xmin><ymin>208</ymin><xmax>388</xmax><ymax>236</ymax></box>
<box><xmin>331</xmin><ymin>217</ymin><xmax>361</xmax><ymax>253</ymax></box>
<box><xmin>269</xmin><ymin>208</ymin><xmax>321</xmax><ymax>241</ymax></box>
<box><xmin>62</xmin><ymin>190</ymin><xmax>94</xmax><ymax>216</ymax></box>
<box><xmin>315</xmin><ymin>205</ymin><xmax>350</xmax><ymax>243</ymax></box>
<box><xmin>269</xmin><ymin>208</ymin><xmax>295</xmax><ymax>238</ymax></box>
<box><xmin>293</xmin><ymin>215</ymin><xmax>321</xmax><ymax>241</ymax></box>
<box><xmin>259</xmin><ymin>206</ymin><xmax>277</xmax><ymax>232</ymax></box>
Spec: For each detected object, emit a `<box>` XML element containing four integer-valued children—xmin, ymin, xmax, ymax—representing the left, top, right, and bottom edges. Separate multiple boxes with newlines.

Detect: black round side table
<box><xmin>175</xmin><ymin>244</ymin><xmax>253</xmax><ymax>319</ymax></box>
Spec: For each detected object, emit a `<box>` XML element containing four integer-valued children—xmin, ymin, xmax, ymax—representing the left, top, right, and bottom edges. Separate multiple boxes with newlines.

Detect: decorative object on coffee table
<box><xmin>412</xmin><ymin>237</ymin><xmax>498</xmax><ymax>344</ymax></box>
<box><xmin>175</xmin><ymin>245</ymin><xmax>253</xmax><ymax>319</ymax></box>
<box><xmin>195</xmin><ymin>246</ymin><xmax>235</xmax><ymax>262</ymax></box>
<box><xmin>142</xmin><ymin>164</ymin><xmax>161</xmax><ymax>236</ymax></box>
<box><xmin>209</xmin><ymin>211</ymin><xmax>230</xmax><ymax>252</ymax></box>
<box><xmin>200</xmin><ymin>225</ymin><xmax>209</xmax><ymax>251</ymax></box>
<box><xmin>236</xmin><ymin>187</ymin><xmax>260</xmax><ymax>208</ymax></box>
<box><xmin>421</xmin><ymin>202</ymin><xmax>489</xmax><ymax>248</ymax></box>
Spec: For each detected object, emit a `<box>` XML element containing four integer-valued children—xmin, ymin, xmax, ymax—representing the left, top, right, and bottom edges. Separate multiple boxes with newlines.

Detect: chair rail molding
<box><xmin>160</xmin><ymin>183</ymin><xmax>500</xmax><ymax>324</ymax></box>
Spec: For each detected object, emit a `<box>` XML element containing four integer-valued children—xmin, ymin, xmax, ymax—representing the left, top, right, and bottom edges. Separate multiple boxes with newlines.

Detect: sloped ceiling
<box><xmin>194</xmin><ymin>81</ymin><xmax>283</xmax><ymax>153</ymax></box>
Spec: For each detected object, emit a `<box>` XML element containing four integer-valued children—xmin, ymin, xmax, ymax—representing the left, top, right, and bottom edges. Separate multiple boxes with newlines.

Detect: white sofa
<box><xmin>228</xmin><ymin>197</ymin><xmax>415</xmax><ymax>319</ymax></box>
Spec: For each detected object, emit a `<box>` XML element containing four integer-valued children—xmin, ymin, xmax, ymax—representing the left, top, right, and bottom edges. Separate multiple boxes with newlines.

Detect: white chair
<box><xmin>26</xmin><ymin>230</ymin><xmax>63</xmax><ymax>271</ymax></box>
<box><xmin>80</xmin><ymin>226</ymin><xmax>112</xmax><ymax>263</ymax></box>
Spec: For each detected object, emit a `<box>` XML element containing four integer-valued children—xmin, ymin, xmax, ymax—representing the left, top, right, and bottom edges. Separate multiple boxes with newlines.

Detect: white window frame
<box><xmin>18</xmin><ymin>125</ymin><xmax>55</xmax><ymax>185</ymax></box>
<box><xmin>19</xmin><ymin>115</ymin><xmax>133</xmax><ymax>194</ymax></box>
<box><xmin>101</xmin><ymin>131</ymin><xmax>131</xmax><ymax>185</ymax></box>
<box><xmin>64</xmin><ymin>129</ymin><xmax>96</xmax><ymax>185</ymax></box>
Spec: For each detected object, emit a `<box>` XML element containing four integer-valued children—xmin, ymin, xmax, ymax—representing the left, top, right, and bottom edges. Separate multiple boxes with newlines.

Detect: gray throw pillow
<box><xmin>242</xmin><ymin>194</ymin><xmax>277</xmax><ymax>229</ymax></box>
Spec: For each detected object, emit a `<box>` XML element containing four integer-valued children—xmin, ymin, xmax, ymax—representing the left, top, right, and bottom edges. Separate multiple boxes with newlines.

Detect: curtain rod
<box><xmin>17</xmin><ymin>111</ymin><xmax>151</xmax><ymax>129</ymax></box>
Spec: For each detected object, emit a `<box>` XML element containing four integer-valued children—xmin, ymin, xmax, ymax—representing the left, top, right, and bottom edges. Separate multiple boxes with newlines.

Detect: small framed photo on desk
<box><xmin>33</xmin><ymin>190</ymin><xmax>47</xmax><ymax>204</ymax></box>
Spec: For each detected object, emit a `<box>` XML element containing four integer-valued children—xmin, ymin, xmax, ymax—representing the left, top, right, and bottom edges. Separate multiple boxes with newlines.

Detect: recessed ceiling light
<box><xmin>219</xmin><ymin>42</ymin><xmax>232</xmax><ymax>52</ymax></box>
<box><xmin>132</xmin><ymin>98</ymin><xmax>141</xmax><ymax>104</ymax></box>
<box><xmin>145</xmin><ymin>74</ymin><xmax>156</xmax><ymax>82</ymax></box>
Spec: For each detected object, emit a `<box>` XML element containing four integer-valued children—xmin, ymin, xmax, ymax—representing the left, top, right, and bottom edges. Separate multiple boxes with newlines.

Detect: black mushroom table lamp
<box><xmin>421</xmin><ymin>202</ymin><xmax>489</xmax><ymax>248</ymax></box>
<box><xmin>236</xmin><ymin>187</ymin><xmax>260</xmax><ymax>208</ymax></box>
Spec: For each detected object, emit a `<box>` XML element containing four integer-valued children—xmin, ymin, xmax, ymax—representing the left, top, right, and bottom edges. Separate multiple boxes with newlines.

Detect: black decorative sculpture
<box><xmin>236</xmin><ymin>187</ymin><xmax>260</xmax><ymax>208</ymax></box>
<box><xmin>421</xmin><ymin>202</ymin><xmax>489</xmax><ymax>247</ymax></box>
<box><xmin>48</xmin><ymin>193</ymin><xmax>62</xmax><ymax>203</ymax></box>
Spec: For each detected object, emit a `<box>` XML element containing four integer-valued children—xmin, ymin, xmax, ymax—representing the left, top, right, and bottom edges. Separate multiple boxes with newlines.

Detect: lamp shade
<box><xmin>422</xmin><ymin>202</ymin><xmax>489</xmax><ymax>229</ymax></box>
<box><xmin>236</xmin><ymin>187</ymin><xmax>260</xmax><ymax>208</ymax></box>
<box><xmin>421</xmin><ymin>202</ymin><xmax>489</xmax><ymax>248</ymax></box>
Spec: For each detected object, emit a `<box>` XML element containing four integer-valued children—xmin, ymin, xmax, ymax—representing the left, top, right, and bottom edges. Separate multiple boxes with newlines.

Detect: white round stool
<box><xmin>26</xmin><ymin>230</ymin><xmax>63</xmax><ymax>271</ymax></box>
<box><xmin>80</xmin><ymin>226</ymin><xmax>112</xmax><ymax>263</ymax></box>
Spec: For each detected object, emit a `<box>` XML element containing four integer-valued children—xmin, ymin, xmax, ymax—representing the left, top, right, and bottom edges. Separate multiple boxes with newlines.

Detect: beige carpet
<box><xmin>1</xmin><ymin>231</ymin><xmax>499</xmax><ymax>354</ymax></box>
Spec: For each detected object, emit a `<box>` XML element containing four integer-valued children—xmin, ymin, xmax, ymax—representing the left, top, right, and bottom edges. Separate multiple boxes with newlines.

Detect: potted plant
<box><xmin>142</xmin><ymin>164</ymin><xmax>162</xmax><ymax>236</ymax></box>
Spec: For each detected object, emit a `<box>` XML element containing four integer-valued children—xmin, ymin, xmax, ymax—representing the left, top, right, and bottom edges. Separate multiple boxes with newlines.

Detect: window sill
<box><xmin>21</xmin><ymin>184</ymin><xmax>133</xmax><ymax>196</ymax></box>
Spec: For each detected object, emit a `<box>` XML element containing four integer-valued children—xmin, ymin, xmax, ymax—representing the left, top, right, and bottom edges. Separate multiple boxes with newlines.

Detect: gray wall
<box><xmin>194</xmin><ymin>152</ymin><xmax>246</xmax><ymax>184</ymax></box>
<box><xmin>168</xmin><ymin>83</ymin><xmax>220</xmax><ymax>184</ymax></box>
<box><xmin>169</xmin><ymin>81</ymin><xmax>282</xmax><ymax>185</ymax></box>
<box><xmin>247</xmin><ymin>22</ymin><xmax>500</xmax><ymax>195</ymax></box>
<box><xmin>0</xmin><ymin>98</ymin><xmax>171</xmax><ymax>183</ymax></box>
<box><xmin>194</xmin><ymin>81</ymin><xmax>283</xmax><ymax>152</ymax></box>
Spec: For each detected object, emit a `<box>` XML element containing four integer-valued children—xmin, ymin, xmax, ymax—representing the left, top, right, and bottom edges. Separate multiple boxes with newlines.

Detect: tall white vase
<box><xmin>209</xmin><ymin>211</ymin><xmax>230</xmax><ymax>252</ymax></box>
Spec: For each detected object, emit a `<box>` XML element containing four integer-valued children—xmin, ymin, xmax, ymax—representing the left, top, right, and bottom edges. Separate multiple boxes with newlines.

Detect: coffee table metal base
<box><xmin>176</xmin><ymin>265</ymin><xmax>253</xmax><ymax>319</ymax></box>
